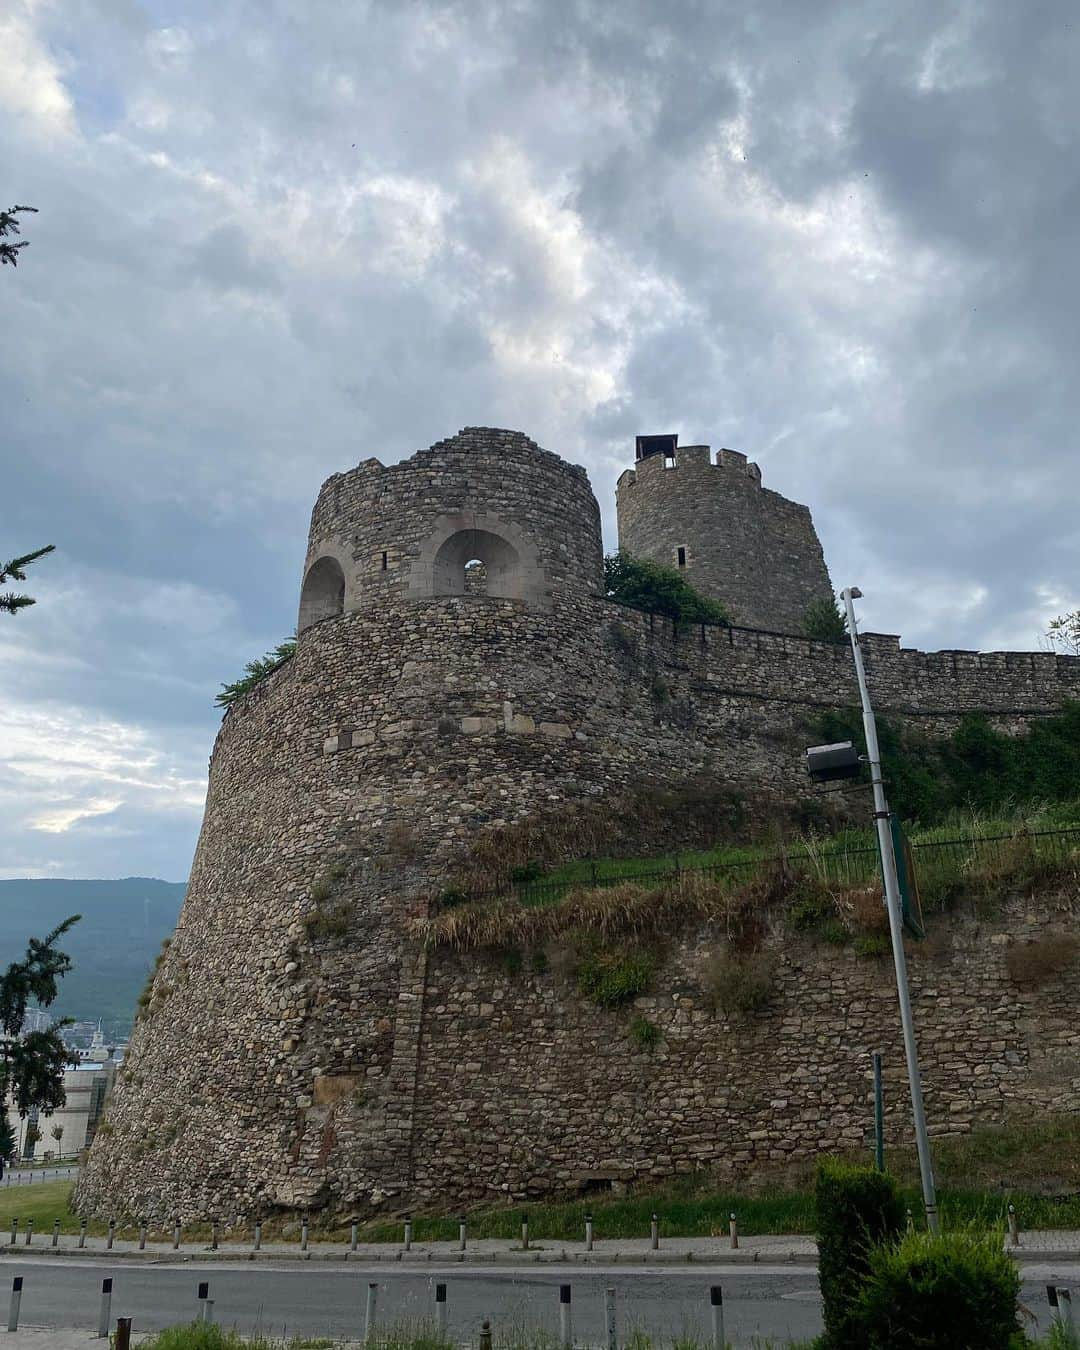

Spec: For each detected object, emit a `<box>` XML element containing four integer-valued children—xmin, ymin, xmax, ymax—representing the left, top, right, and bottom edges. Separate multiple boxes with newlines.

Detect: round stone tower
<box><xmin>75</xmin><ymin>428</ymin><xmax>624</xmax><ymax>1223</ymax></box>
<box><xmin>615</xmin><ymin>435</ymin><xmax>833</xmax><ymax>632</ymax></box>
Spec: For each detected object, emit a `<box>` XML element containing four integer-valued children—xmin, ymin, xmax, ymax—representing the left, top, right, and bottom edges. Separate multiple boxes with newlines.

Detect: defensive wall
<box><xmin>75</xmin><ymin>428</ymin><xmax>1080</xmax><ymax>1223</ymax></box>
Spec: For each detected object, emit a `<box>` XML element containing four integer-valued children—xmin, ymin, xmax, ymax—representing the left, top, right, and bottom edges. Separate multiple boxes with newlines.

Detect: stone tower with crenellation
<box><xmin>616</xmin><ymin>434</ymin><xmax>833</xmax><ymax>632</ymax></box>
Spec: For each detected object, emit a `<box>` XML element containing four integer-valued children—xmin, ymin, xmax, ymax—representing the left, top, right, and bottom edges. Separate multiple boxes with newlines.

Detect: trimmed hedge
<box><xmin>815</xmin><ymin>1158</ymin><xmax>905</xmax><ymax>1349</ymax></box>
<box><xmin>855</xmin><ymin>1228</ymin><xmax>1023</xmax><ymax>1349</ymax></box>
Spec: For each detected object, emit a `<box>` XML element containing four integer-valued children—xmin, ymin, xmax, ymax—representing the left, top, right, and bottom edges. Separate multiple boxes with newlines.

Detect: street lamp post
<box><xmin>840</xmin><ymin>586</ymin><xmax>939</xmax><ymax>1234</ymax></box>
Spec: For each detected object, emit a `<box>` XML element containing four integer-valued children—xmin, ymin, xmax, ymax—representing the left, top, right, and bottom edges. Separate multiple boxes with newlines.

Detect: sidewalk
<box><xmin>1</xmin><ymin>1230</ymin><xmax>1077</xmax><ymax>1266</ymax></box>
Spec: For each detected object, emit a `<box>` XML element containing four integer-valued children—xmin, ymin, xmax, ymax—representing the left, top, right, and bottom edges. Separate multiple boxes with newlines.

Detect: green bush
<box><xmin>705</xmin><ymin>951</ymin><xmax>775</xmax><ymax>1018</ymax></box>
<box><xmin>815</xmin><ymin>1158</ymin><xmax>905</xmax><ymax>1349</ymax></box>
<box><xmin>629</xmin><ymin>1015</ymin><xmax>661</xmax><ymax>1050</ymax></box>
<box><xmin>802</xmin><ymin>595</ymin><xmax>848</xmax><ymax>643</ymax></box>
<box><xmin>604</xmin><ymin>552</ymin><xmax>729</xmax><ymax>627</ymax></box>
<box><xmin>855</xmin><ymin>1228</ymin><xmax>1022</xmax><ymax>1349</ymax></box>
<box><xmin>576</xmin><ymin>947</ymin><xmax>655</xmax><ymax>1008</ymax></box>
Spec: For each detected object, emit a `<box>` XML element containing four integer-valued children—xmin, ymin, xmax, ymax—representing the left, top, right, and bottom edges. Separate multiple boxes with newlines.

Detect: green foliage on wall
<box><xmin>576</xmin><ymin>946</ymin><xmax>655</xmax><ymax>1008</ymax></box>
<box><xmin>802</xmin><ymin>595</ymin><xmax>848</xmax><ymax>643</ymax></box>
<box><xmin>813</xmin><ymin>702</ymin><xmax>1080</xmax><ymax>825</ymax></box>
<box><xmin>216</xmin><ymin>638</ymin><xmax>296</xmax><ymax>709</ymax></box>
<box><xmin>603</xmin><ymin>552</ymin><xmax>729</xmax><ymax>628</ymax></box>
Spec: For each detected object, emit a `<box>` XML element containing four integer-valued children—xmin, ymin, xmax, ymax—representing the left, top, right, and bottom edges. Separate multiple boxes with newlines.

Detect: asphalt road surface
<box><xmin>5</xmin><ymin>1258</ymin><xmax>1078</xmax><ymax>1347</ymax></box>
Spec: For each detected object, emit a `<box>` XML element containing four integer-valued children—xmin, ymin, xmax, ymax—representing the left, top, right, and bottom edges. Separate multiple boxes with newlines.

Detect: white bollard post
<box><xmin>79</xmin><ymin>1218</ymin><xmax>87</xmax><ymax>1249</ymax></box>
<box><xmin>172</xmin><ymin>1217</ymin><xmax>181</xmax><ymax>1251</ymax></box>
<box><xmin>604</xmin><ymin>1286</ymin><xmax>617</xmax><ymax>1350</ymax></box>
<box><xmin>403</xmin><ymin>1215</ymin><xmax>412</xmax><ymax>1252</ymax></box>
<box><xmin>365</xmin><ymin>1281</ymin><xmax>378</xmax><ymax>1342</ymax></box>
<box><xmin>24</xmin><ymin>1219</ymin><xmax>33</xmax><ymax>1247</ymax></box>
<box><xmin>7</xmin><ymin>1278</ymin><xmax>22</xmax><ymax>1332</ymax></box>
<box><xmin>435</xmin><ymin>1282</ymin><xmax>448</xmax><ymax>1338</ymax></box>
<box><xmin>253</xmin><ymin>1218</ymin><xmax>262</xmax><ymax>1252</ymax></box>
<box><xmin>139</xmin><ymin>1219</ymin><xmax>148</xmax><ymax>1251</ymax></box>
<box><xmin>458</xmin><ymin>1217</ymin><xmax>467</xmax><ymax>1252</ymax></box>
<box><xmin>8</xmin><ymin>1219</ymin><xmax>15</xmax><ymax>1246</ymax></box>
<box><xmin>1057</xmin><ymin>1288</ymin><xmax>1075</xmax><ymax>1330</ymax></box>
<box><xmin>350</xmin><ymin>1218</ymin><xmax>359</xmax><ymax>1253</ymax></box>
<box><xmin>559</xmin><ymin>1283</ymin><xmax>572</xmax><ymax>1350</ymax></box>
<box><xmin>585</xmin><ymin>1213</ymin><xmax>594</xmax><ymax>1252</ymax></box>
<box><xmin>729</xmin><ymin>1213</ymin><xmax>738</xmax><ymax>1250</ymax></box>
<box><xmin>710</xmin><ymin>1286</ymin><xmax>725</xmax><ymax>1350</ymax></box>
<box><xmin>301</xmin><ymin>1214</ymin><xmax>309</xmax><ymax>1252</ymax></box>
<box><xmin>210</xmin><ymin>1220</ymin><xmax>219</xmax><ymax>1252</ymax></box>
<box><xmin>52</xmin><ymin>1219</ymin><xmax>60</xmax><ymax>1248</ymax></box>
<box><xmin>521</xmin><ymin>1215</ymin><xmax>529</xmax><ymax>1251</ymax></box>
<box><xmin>1008</xmin><ymin>1204</ymin><xmax>1019</xmax><ymax>1247</ymax></box>
<box><xmin>650</xmin><ymin>1213</ymin><xmax>659</xmax><ymax>1251</ymax></box>
<box><xmin>97</xmin><ymin>1278</ymin><xmax>113</xmax><ymax>1339</ymax></box>
<box><xmin>197</xmin><ymin>1280</ymin><xmax>210</xmax><ymax>1323</ymax></box>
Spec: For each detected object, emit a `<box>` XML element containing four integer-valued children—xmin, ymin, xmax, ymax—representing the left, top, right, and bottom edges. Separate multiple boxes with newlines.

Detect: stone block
<box><xmin>538</xmin><ymin>721</ymin><xmax>572</xmax><ymax>738</ymax></box>
<box><xmin>461</xmin><ymin>716</ymin><xmax>497</xmax><ymax>735</ymax></box>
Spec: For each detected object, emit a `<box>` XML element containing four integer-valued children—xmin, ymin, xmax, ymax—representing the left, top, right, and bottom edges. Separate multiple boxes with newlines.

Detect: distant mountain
<box><xmin>0</xmin><ymin>878</ymin><xmax>186</xmax><ymax>1038</ymax></box>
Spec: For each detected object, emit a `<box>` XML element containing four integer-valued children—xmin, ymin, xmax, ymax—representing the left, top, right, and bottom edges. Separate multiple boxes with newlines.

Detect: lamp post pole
<box><xmin>840</xmin><ymin>586</ymin><xmax>939</xmax><ymax>1234</ymax></box>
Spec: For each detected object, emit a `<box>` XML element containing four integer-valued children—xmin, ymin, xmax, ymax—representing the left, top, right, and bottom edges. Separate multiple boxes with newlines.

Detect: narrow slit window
<box><xmin>381</xmin><ymin>551</ymin><xmax>388</xmax><ymax>571</ymax></box>
<box><xmin>677</xmin><ymin>546</ymin><xmax>687</xmax><ymax>568</ymax></box>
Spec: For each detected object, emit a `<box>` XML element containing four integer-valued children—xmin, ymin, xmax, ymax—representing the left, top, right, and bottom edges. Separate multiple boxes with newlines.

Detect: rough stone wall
<box><xmin>616</xmin><ymin>444</ymin><xmax>833</xmax><ymax>633</ymax></box>
<box><xmin>75</xmin><ymin>430</ymin><xmax>1080</xmax><ymax>1223</ymax></box>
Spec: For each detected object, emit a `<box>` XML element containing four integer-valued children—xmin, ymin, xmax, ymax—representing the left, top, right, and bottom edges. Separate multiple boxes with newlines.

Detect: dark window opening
<box><xmin>635</xmin><ymin>433</ymin><xmax>678</xmax><ymax>462</ymax></box>
<box><xmin>580</xmin><ymin>1177</ymin><xmax>615</xmax><ymax>1195</ymax></box>
<box><xmin>381</xmin><ymin>551</ymin><xmax>388</xmax><ymax>571</ymax></box>
<box><xmin>677</xmin><ymin>547</ymin><xmax>686</xmax><ymax>568</ymax></box>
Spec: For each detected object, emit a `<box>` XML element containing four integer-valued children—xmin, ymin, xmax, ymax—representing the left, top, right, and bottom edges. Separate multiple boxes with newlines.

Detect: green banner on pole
<box><xmin>888</xmin><ymin>815</ymin><xmax>925</xmax><ymax>940</ymax></box>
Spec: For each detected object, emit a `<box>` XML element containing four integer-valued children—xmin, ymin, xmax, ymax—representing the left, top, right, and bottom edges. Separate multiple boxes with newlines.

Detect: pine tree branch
<box><xmin>0</xmin><ymin>544</ymin><xmax>56</xmax><ymax>584</ymax></box>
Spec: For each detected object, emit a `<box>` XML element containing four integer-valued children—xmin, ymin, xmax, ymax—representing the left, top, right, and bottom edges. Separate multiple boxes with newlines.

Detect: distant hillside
<box><xmin>0</xmin><ymin>878</ymin><xmax>186</xmax><ymax>1038</ymax></box>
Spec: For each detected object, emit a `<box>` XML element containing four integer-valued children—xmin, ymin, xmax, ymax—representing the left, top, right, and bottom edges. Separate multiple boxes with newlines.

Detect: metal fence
<box><xmin>461</xmin><ymin>825</ymin><xmax>1080</xmax><ymax>910</ymax></box>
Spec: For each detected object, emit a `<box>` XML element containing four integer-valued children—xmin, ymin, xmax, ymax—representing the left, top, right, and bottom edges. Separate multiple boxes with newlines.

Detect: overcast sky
<box><xmin>2</xmin><ymin>0</ymin><xmax>1078</xmax><ymax>882</ymax></box>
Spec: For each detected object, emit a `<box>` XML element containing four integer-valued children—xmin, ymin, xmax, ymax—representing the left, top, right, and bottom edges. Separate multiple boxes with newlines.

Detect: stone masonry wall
<box><xmin>616</xmin><ymin>444</ymin><xmax>834</xmax><ymax>632</ymax></box>
<box><xmin>75</xmin><ymin>430</ymin><xmax>1080</xmax><ymax>1223</ymax></box>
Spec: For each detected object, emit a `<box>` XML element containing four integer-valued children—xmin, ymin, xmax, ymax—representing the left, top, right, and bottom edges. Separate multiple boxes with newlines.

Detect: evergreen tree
<box><xmin>0</xmin><ymin>1114</ymin><xmax>15</xmax><ymax>1178</ymax></box>
<box><xmin>0</xmin><ymin>204</ymin><xmax>37</xmax><ymax>267</ymax></box>
<box><xmin>216</xmin><ymin>638</ymin><xmax>297</xmax><ymax>708</ymax></box>
<box><xmin>802</xmin><ymin>594</ymin><xmax>848</xmax><ymax>643</ymax></box>
<box><xmin>1</xmin><ymin>918</ymin><xmax>80</xmax><ymax>1120</ymax></box>
<box><xmin>1</xmin><ymin>545</ymin><xmax>56</xmax><ymax>614</ymax></box>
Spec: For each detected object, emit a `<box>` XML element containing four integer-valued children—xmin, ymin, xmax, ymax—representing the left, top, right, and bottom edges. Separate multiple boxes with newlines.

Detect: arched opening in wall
<box><xmin>299</xmin><ymin>555</ymin><xmax>346</xmax><ymax>631</ymax></box>
<box><xmin>433</xmin><ymin>530</ymin><xmax>520</xmax><ymax>599</ymax></box>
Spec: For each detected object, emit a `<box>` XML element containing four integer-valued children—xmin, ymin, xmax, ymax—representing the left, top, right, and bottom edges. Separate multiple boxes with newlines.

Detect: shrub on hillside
<box><xmin>815</xmin><ymin>1158</ymin><xmax>905</xmax><ymax>1349</ymax></box>
<box><xmin>604</xmin><ymin>551</ymin><xmax>729</xmax><ymax>627</ymax></box>
<box><xmin>854</xmin><ymin>1228</ymin><xmax>1023</xmax><ymax>1349</ymax></box>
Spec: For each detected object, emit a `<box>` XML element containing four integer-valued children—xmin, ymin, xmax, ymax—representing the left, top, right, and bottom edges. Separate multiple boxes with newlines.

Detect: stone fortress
<box><xmin>76</xmin><ymin>427</ymin><xmax>1080</xmax><ymax>1224</ymax></box>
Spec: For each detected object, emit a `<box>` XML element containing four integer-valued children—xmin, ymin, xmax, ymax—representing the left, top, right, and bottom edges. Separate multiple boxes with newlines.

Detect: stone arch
<box><xmin>409</xmin><ymin>513</ymin><xmax>548</xmax><ymax>605</ymax></box>
<box><xmin>298</xmin><ymin>555</ymin><xmax>346</xmax><ymax>631</ymax></box>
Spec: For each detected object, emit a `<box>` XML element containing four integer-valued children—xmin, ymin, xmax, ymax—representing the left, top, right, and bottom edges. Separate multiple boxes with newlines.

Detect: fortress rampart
<box><xmin>75</xmin><ymin>428</ymin><xmax>1080</xmax><ymax>1223</ymax></box>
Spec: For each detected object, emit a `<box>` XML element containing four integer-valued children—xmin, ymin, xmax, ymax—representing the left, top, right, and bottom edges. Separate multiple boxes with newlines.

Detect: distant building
<box><xmin>5</xmin><ymin>1023</ymin><xmax>121</xmax><ymax>1161</ymax></box>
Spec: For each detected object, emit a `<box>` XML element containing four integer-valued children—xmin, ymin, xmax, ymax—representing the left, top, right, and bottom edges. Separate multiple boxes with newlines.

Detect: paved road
<box><xmin>2</xmin><ymin>1167</ymin><xmax>79</xmax><ymax>1189</ymax></box>
<box><xmin>5</xmin><ymin>1258</ymin><xmax>1078</xmax><ymax>1348</ymax></box>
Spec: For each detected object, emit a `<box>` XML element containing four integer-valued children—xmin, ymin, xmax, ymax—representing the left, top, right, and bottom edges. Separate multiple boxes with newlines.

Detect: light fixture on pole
<box><xmin>837</xmin><ymin>585</ymin><xmax>939</xmax><ymax>1233</ymax></box>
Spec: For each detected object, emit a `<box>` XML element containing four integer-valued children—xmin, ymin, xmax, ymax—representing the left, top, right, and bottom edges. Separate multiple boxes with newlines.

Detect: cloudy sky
<box><xmin>2</xmin><ymin>0</ymin><xmax>1078</xmax><ymax>881</ymax></box>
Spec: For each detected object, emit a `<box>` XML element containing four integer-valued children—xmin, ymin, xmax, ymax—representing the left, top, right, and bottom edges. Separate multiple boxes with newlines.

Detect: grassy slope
<box><xmin>7</xmin><ymin>1118</ymin><xmax>1079</xmax><ymax>1241</ymax></box>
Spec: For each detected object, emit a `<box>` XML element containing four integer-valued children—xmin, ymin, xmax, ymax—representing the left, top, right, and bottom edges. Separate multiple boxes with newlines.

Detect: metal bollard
<box><xmin>97</xmin><ymin>1278</ymin><xmax>113</xmax><ymax>1339</ymax></box>
<box><xmin>585</xmin><ymin>1213</ymin><xmax>594</xmax><ymax>1252</ymax></box>
<box><xmin>729</xmin><ymin>1213</ymin><xmax>738</xmax><ymax>1250</ymax></box>
<box><xmin>521</xmin><ymin>1215</ymin><xmax>529</xmax><ymax>1250</ymax></box>
<box><xmin>139</xmin><ymin>1219</ymin><xmax>148</xmax><ymax>1251</ymax></box>
<box><xmin>115</xmin><ymin>1316</ymin><xmax>132</xmax><ymax>1350</ymax></box>
<box><xmin>351</xmin><ymin>1217</ymin><xmax>360</xmax><ymax>1253</ymax></box>
<box><xmin>24</xmin><ymin>1218</ymin><xmax>33</xmax><ymax>1246</ymax></box>
<box><xmin>604</xmin><ymin>1286</ymin><xmax>617</xmax><ymax>1350</ymax></box>
<box><xmin>559</xmin><ymin>1283</ymin><xmax>572</xmax><ymax>1350</ymax></box>
<box><xmin>79</xmin><ymin>1218</ymin><xmax>87</xmax><ymax>1249</ymax></box>
<box><xmin>7</xmin><ymin>1277</ymin><xmax>22</xmax><ymax>1332</ymax></box>
<box><xmin>710</xmin><ymin>1286</ymin><xmax>725</xmax><ymax>1350</ymax></box>
<box><xmin>211</xmin><ymin>1219</ymin><xmax>219</xmax><ymax>1251</ymax></box>
<box><xmin>301</xmin><ymin>1214</ymin><xmax>309</xmax><ymax>1252</ymax></box>
<box><xmin>1056</xmin><ymin>1288</ymin><xmax>1075</xmax><ymax>1329</ymax></box>
<box><xmin>479</xmin><ymin>1318</ymin><xmax>493</xmax><ymax>1350</ymax></box>
<box><xmin>172</xmin><ymin>1216</ymin><xmax>181</xmax><ymax>1251</ymax></box>
<box><xmin>52</xmin><ymin>1218</ymin><xmax>60</xmax><ymax>1248</ymax></box>
<box><xmin>1008</xmin><ymin>1204</ymin><xmax>1020</xmax><ymax>1247</ymax></box>
<box><xmin>435</xmin><ymin>1282</ymin><xmax>448</xmax><ymax>1337</ymax></box>
<box><xmin>106</xmin><ymin>1218</ymin><xmax>116</xmax><ymax>1251</ymax></box>
<box><xmin>458</xmin><ymin>1217</ymin><xmax>467</xmax><ymax>1252</ymax></box>
<box><xmin>650</xmin><ymin>1212</ymin><xmax>659</xmax><ymax>1251</ymax></box>
<box><xmin>403</xmin><ymin>1214</ymin><xmax>412</xmax><ymax>1252</ymax></box>
<box><xmin>365</xmin><ymin>1281</ymin><xmax>378</xmax><ymax>1342</ymax></box>
<box><xmin>198</xmin><ymin>1280</ymin><xmax>211</xmax><ymax>1323</ymax></box>
<box><xmin>8</xmin><ymin>1219</ymin><xmax>15</xmax><ymax>1246</ymax></box>
<box><xmin>906</xmin><ymin>1207</ymin><xmax>914</xmax><ymax>1234</ymax></box>
<box><xmin>253</xmin><ymin>1218</ymin><xmax>262</xmax><ymax>1252</ymax></box>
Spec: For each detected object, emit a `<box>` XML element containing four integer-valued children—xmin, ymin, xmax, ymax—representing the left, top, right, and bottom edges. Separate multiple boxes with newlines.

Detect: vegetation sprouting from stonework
<box><xmin>215</xmin><ymin>638</ymin><xmax>296</xmax><ymax>708</ymax></box>
<box><xmin>813</xmin><ymin>701</ymin><xmax>1080</xmax><ymax>824</ymax></box>
<box><xmin>603</xmin><ymin>551</ymin><xmax>729</xmax><ymax>627</ymax></box>
<box><xmin>801</xmin><ymin>594</ymin><xmax>848</xmax><ymax>643</ymax></box>
<box><xmin>575</xmin><ymin>944</ymin><xmax>656</xmax><ymax>1007</ymax></box>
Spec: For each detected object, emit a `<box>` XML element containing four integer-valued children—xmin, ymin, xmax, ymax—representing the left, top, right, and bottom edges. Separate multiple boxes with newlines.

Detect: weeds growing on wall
<box><xmin>812</xmin><ymin>701</ymin><xmax>1080</xmax><ymax>826</ymax></box>
<box><xmin>575</xmin><ymin>944</ymin><xmax>656</xmax><ymax>1008</ymax></box>
<box><xmin>703</xmin><ymin>951</ymin><xmax>776</xmax><ymax>1017</ymax></box>
<box><xmin>628</xmin><ymin>1015</ymin><xmax>662</xmax><ymax>1050</ymax></box>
